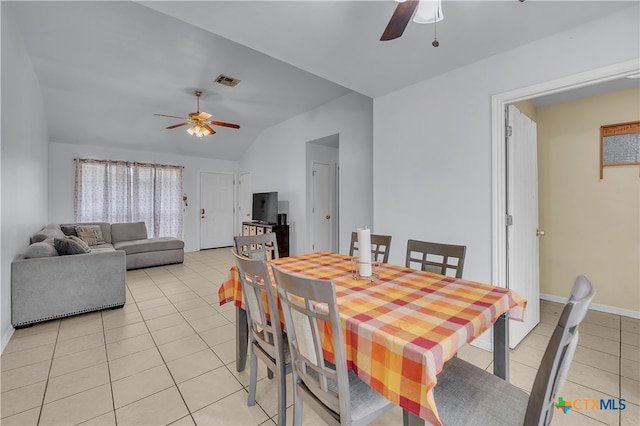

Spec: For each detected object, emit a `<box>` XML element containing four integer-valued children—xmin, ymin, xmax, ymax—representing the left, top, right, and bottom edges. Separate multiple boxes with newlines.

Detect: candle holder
<box><xmin>351</xmin><ymin>256</ymin><xmax>381</xmax><ymax>281</ymax></box>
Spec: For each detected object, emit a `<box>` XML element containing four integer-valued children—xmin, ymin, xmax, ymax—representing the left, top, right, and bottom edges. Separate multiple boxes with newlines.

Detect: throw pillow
<box><xmin>23</xmin><ymin>242</ymin><xmax>59</xmax><ymax>258</ymax></box>
<box><xmin>30</xmin><ymin>224</ymin><xmax>64</xmax><ymax>243</ymax></box>
<box><xmin>54</xmin><ymin>236</ymin><xmax>92</xmax><ymax>255</ymax></box>
<box><xmin>75</xmin><ymin>225</ymin><xmax>106</xmax><ymax>246</ymax></box>
<box><xmin>60</xmin><ymin>225</ymin><xmax>77</xmax><ymax>236</ymax></box>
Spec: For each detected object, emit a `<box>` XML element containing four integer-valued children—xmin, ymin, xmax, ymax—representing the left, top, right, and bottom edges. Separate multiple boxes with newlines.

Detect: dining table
<box><xmin>217</xmin><ymin>251</ymin><xmax>526</xmax><ymax>426</ymax></box>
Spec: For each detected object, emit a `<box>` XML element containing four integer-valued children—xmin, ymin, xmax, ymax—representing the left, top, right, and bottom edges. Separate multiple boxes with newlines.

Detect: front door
<box><xmin>200</xmin><ymin>172</ymin><xmax>235</xmax><ymax>249</ymax></box>
<box><xmin>507</xmin><ymin>104</ymin><xmax>541</xmax><ymax>348</ymax></box>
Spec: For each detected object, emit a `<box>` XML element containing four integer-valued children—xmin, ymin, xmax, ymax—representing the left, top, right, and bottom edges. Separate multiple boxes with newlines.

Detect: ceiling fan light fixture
<box><xmin>413</xmin><ymin>0</ymin><xmax>443</xmax><ymax>24</ymax></box>
<box><xmin>187</xmin><ymin>124</ymin><xmax>211</xmax><ymax>138</ymax></box>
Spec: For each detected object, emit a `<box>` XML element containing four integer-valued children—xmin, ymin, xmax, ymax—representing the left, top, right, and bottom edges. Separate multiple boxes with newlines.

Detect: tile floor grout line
<box><xmin>101</xmin><ymin>308</ymin><xmax>118</xmax><ymax>426</ymax></box>
<box><xmin>35</xmin><ymin>319</ymin><xmax>60</xmax><ymax>426</ymax></box>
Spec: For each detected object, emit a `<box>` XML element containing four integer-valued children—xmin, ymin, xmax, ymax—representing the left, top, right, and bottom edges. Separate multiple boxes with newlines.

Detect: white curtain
<box><xmin>75</xmin><ymin>159</ymin><xmax>131</xmax><ymax>223</ymax></box>
<box><xmin>74</xmin><ymin>159</ymin><xmax>183</xmax><ymax>238</ymax></box>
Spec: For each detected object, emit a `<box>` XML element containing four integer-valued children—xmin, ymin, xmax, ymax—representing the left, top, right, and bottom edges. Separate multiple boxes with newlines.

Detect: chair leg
<box><xmin>248</xmin><ymin>350</ymin><xmax>257</xmax><ymax>406</ymax></box>
<box><xmin>292</xmin><ymin>382</ymin><xmax>303</xmax><ymax>426</ymax></box>
<box><xmin>276</xmin><ymin>366</ymin><xmax>287</xmax><ymax>426</ymax></box>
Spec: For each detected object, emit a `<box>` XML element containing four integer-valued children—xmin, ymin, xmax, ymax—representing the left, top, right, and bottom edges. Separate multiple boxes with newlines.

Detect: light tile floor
<box><xmin>1</xmin><ymin>248</ymin><xmax>638</xmax><ymax>425</ymax></box>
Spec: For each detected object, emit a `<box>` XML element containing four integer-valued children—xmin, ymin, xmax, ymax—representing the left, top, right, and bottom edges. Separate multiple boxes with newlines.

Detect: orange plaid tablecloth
<box><xmin>218</xmin><ymin>251</ymin><xmax>526</xmax><ymax>425</ymax></box>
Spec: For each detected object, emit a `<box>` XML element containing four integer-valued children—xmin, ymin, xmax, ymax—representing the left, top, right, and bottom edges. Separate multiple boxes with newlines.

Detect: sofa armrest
<box><xmin>11</xmin><ymin>250</ymin><xmax>126</xmax><ymax>326</ymax></box>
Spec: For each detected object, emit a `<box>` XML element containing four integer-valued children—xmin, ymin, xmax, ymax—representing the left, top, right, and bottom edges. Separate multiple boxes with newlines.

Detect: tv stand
<box><xmin>242</xmin><ymin>222</ymin><xmax>289</xmax><ymax>257</ymax></box>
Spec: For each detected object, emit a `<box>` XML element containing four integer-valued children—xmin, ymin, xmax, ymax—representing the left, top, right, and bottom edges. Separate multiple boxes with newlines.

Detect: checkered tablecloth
<box><xmin>218</xmin><ymin>251</ymin><xmax>526</xmax><ymax>425</ymax></box>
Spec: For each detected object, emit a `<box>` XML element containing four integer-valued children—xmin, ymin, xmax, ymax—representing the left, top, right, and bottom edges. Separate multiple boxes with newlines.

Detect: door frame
<box><xmin>490</xmin><ymin>60</ymin><xmax>638</xmax><ymax>347</ymax></box>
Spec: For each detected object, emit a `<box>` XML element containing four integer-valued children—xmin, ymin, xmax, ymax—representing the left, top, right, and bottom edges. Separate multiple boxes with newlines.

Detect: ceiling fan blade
<box><xmin>166</xmin><ymin>122</ymin><xmax>189</xmax><ymax>129</ymax></box>
<box><xmin>154</xmin><ymin>113</ymin><xmax>189</xmax><ymax>120</ymax></box>
<box><xmin>202</xmin><ymin>124</ymin><xmax>217</xmax><ymax>135</ymax></box>
<box><xmin>380</xmin><ymin>0</ymin><xmax>419</xmax><ymax>41</ymax></box>
<box><xmin>208</xmin><ymin>120</ymin><xmax>240</xmax><ymax>129</ymax></box>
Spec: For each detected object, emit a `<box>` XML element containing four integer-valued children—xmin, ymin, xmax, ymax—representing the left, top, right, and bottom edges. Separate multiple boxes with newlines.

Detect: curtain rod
<box><xmin>73</xmin><ymin>158</ymin><xmax>184</xmax><ymax>168</ymax></box>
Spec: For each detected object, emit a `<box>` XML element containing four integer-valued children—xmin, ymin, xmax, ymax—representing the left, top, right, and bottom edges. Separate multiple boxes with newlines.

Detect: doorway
<box><xmin>200</xmin><ymin>172</ymin><xmax>235</xmax><ymax>249</ymax></box>
<box><xmin>490</xmin><ymin>59</ymin><xmax>639</xmax><ymax>350</ymax></box>
<box><xmin>238</xmin><ymin>172</ymin><xmax>252</xmax><ymax>234</ymax></box>
<box><xmin>306</xmin><ymin>134</ymin><xmax>339</xmax><ymax>253</ymax></box>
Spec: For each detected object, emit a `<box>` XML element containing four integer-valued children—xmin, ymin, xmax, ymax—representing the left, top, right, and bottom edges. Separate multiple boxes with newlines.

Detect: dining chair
<box><xmin>405</xmin><ymin>239</ymin><xmax>466</xmax><ymax>278</ymax></box>
<box><xmin>232</xmin><ymin>250</ymin><xmax>291</xmax><ymax>426</ymax></box>
<box><xmin>271</xmin><ymin>265</ymin><xmax>396</xmax><ymax>426</ymax></box>
<box><xmin>432</xmin><ymin>274</ymin><xmax>595</xmax><ymax>426</ymax></box>
<box><xmin>349</xmin><ymin>231</ymin><xmax>392</xmax><ymax>263</ymax></box>
<box><xmin>234</xmin><ymin>232</ymin><xmax>280</xmax><ymax>260</ymax></box>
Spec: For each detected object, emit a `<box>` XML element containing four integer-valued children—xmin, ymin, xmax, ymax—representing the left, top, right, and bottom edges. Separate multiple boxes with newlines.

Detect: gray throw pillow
<box><xmin>23</xmin><ymin>242</ymin><xmax>59</xmax><ymax>258</ymax></box>
<box><xmin>60</xmin><ymin>225</ymin><xmax>77</xmax><ymax>236</ymax></box>
<box><xmin>75</xmin><ymin>225</ymin><xmax>106</xmax><ymax>246</ymax></box>
<box><xmin>54</xmin><ymin>235</ymin><xmax>92</xmax><ymax>255</ymax></box>
<box><xmin>30</xmin><ymin>224</ymin><xmax>64</xmax><ymax>243</ymax></box>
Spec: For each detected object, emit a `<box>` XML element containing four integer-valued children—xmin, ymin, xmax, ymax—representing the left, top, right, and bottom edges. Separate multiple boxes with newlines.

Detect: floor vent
<box><xmin>214</xmin><ymin>74</ymin><xmax>241</xmax><ymax>87</ymax></box>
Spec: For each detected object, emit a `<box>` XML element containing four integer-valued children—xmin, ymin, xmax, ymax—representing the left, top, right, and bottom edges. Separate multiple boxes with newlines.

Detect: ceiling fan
<box><xmin>155</xmin><ymin>91</ymin><xmax>240</xmax><ymax>138</ymax></box>
<box><xmin>380</xmin><ymin>0</ymin><xmax>441</xmax><ymax>41</ymax></box>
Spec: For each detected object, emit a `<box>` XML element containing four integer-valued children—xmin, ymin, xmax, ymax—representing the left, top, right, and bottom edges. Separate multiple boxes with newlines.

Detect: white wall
<box><xmin>1</xmin><ymin>5</ymin><xmax>50</xmax><ymax>351</ymax></box>
<box><xmin>373</xmin><ymin>6</ymin><xmax>639</xmax><ymax>291</ymax></box>
<box><xmin>48</xmin><ymin>142</ymin><xmax>238</xmax><ymax>252</ymax></box>
<box><xmin>240</xmin><ymin>92</ymin><xmax>373</xmax><ymax>255</ymax></box>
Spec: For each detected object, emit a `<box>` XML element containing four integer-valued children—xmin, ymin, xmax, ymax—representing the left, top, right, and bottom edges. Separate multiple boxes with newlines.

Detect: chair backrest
<box><xmin>232</xmin><ymin>250</ymin><xmax>285</xmax><ymax>365</ymax></box>
<box><xmin>405</xmin><ymin>239</ymin><xmax>467</xmax><ymax>278</ymax></box>
<box><xmin>234</xmin><ymin>233</ymin><xmax>280</xmax><ymax>260</ymax></box>
<box><xmin>271</xmin><ymin>265</ymin><xmax>353</xmax><ymax>425</ymax></box>
<box><xmin>348</xmin><ymin>231</ymin><xmax>392</xmax><ymax>263</ymax></box>
<box><xmin>525</xmin><ymin>275</ymin><xmax>596</xmax><ymax>425</ymax></box>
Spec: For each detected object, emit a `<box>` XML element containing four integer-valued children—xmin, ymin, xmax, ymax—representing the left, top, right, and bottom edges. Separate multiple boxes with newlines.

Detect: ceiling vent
<box><xmin>214</xmin><ymin>74</ymin><xmax>241</xmax><ymax>87</ymax></box>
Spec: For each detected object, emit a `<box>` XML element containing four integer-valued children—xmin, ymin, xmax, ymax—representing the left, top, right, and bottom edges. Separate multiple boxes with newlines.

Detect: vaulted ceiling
<box><xmin>7</xmin><ymin>1</ymin><xmax>638</xmax><ymax>160</ymax></box>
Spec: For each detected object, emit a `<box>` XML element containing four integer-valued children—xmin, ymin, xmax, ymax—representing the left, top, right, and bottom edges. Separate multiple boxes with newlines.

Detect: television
<box><xmin>252</xmin><ymin>192</ymin><xmax>278</xmax><ymax>224</ymax></box>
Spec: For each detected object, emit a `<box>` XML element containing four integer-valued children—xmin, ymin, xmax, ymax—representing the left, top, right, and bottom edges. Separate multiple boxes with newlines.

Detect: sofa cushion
<box><xmin>111</xmin><ymin>222</ymin><xmax>148</xmax><ymax>243</ymax></box>
<box><xmin>24</xmin><ymin>241</ymin><xmax>59</xmax><ymax>258</ymax></box>
<box><xmin>113</xmin><ymin>238</ymin><xmax>184</xmax><ymax>255</ymax></box>
<box><xmin>75</xmin><ymin>225</ymin><xmax>106</xmax><ymax>246</ymax></box>
<box><xmin>90</xmin><ymin>243</ymin><xmax>117</xmax><ymax>254</ymax></box>
<box><xmin>54</xmin><ymin>236</ymin><xmax>92</xmax><ymax>255</ymax></box>
<box><xmin>31</xmin><ymin>224</ymin><xmax>64</xmax><ymax>244</ymax></box>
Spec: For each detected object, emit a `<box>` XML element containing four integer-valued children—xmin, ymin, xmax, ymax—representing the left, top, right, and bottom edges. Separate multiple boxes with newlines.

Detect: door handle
<box><xmin>537</xmin><ymin>229</ymin><xmax>545</xmax><ymax>237</ymax></box>
<box><xmin>201</xmin><ymin>208</ymin><xmax>205</xmax><ymax>215</ymax></box>
<box><xmin>326</xmin><ymin>215</ymin><xmax>331</xmax><ymax>220</ymax></box>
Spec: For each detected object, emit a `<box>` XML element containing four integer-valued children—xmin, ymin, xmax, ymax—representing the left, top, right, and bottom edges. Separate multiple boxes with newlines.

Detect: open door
<box><xmin>507</xmin><ymin>104</ymin><xmax>541</xmax><ymax>348</ymax></box>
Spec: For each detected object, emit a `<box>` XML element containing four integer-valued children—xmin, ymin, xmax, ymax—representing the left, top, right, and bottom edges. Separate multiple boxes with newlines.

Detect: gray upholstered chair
<box><xmin>233</xmin><ymin>250</ymin><xmax>290</xmax><ymax>426</ymax></box>
<box><xmin>433</xmin><ymin>275</ymin><xmax>595</xmax><ymax>426</ymax></box>
<box><xmin>271</xmin><ymin>265</ymin><xmax>395</xmax><ymax>426</ymax></box>
<box><xmin>405</xmin><ymin>239</ymin><xmax>466</xmax><ymax>278</ymax></box>
<box><xmin>349</xmin><ymin>231</ymin><xmax>392</xmax><ymax>263</ymax></box>
<box><xmin>234</xmin><ymin>233</ymin><xmax>279</xmax><ymax>260</ymax></box>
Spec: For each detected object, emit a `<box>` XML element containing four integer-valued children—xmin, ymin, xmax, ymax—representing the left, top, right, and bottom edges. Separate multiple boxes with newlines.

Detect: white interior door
<box><xmin>507</xmin><ymin>104</ymin><xmax>541</xmax><ymax>348</ymax></box>
<box><xmin>311</xmin><ymin>162</ymin><xmax>331</xmax><ymax>252</ymax></box>
<box><xmin>200</xmin><ymin>172</ymin><xmax>235</xmax><ymax>249</ymax></box>
<box><xmin>238</xmin><ymin>172</ymin><xmax>252</xmax><ymax>234</ymax></box>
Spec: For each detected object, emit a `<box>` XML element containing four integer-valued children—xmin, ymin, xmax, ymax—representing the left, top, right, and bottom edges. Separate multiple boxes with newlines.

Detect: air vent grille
<box><xmin>214</xmin><ymin>74</ymin><xmax>241</xmax><ymax>87</ymax></box>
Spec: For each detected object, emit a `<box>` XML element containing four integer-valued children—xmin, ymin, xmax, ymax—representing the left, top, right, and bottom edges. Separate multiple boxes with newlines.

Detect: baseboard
<box><xmin>1</xmin><ymin>327</ymin><xmax>15</xmax><ymax>354</ymax></box>
<box><xmin>541</xmin><ymin>293</ymin><xmax>640</xmax><ymax>319</ymax></box>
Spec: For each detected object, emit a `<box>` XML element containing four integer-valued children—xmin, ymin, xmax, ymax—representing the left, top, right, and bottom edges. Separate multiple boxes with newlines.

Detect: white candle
<box><xmin>357</xmin><ymin>227</ymin><xmax>372</xmax><ymax>277</ymax></box>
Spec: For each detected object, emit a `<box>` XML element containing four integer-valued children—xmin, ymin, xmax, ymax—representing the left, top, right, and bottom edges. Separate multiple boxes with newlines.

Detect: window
<box><xmin>74</xmin><ymin>159</ymin><xmax>183</xmax><ymax>238</ymax></box>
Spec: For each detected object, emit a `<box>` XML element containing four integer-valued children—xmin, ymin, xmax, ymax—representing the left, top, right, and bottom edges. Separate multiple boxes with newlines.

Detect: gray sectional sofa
<box><xmin>11</xmin><ymin>222</ymin><xmax>184</xmax><ymax>327</ymax></box>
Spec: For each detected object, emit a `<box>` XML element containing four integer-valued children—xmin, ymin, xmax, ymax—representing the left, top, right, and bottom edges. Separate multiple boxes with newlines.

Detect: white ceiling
<box><xmin>8</xmin><ymin>1</ymin><xmax>638</xmax><ymax>160</ymax></box>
